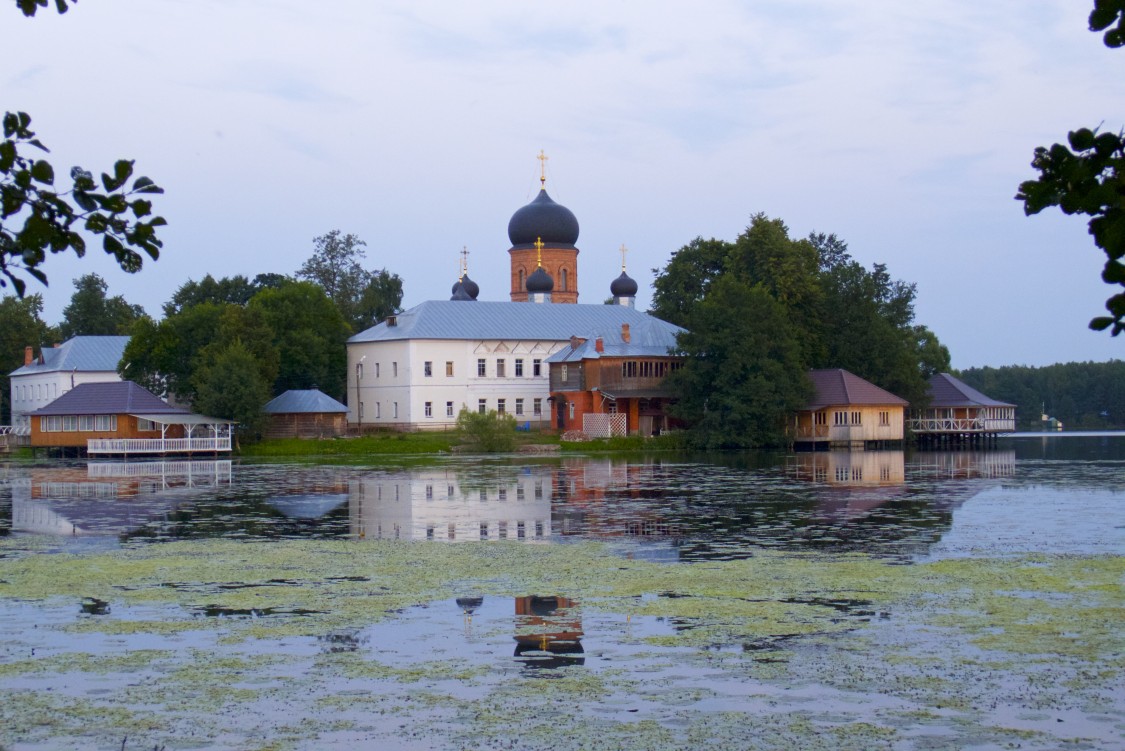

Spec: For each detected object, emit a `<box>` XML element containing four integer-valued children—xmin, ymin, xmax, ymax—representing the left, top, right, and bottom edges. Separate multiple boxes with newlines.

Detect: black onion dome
<box><xmin>526</xmin><ymin>266</ymin><xmax>554</xmax><ymax>293</ymax></box>
<box><xmin>451</xmin><ymin>284</ymin><xmax>473</xmax><ymax>301</ymax></box>
<box><xmin>508</xmin><ymin>190</ymin><xmax>579</xmax><ymax>247</ymax></box>
<box><xmin>460</xmin><ymin>273</ymin><xmax>480</xmax><ymax>300</ymax></box>
<box><xmin>451</xmin><ymin>278</ymin><xmax>463</xmax><ymax>295</ymax></box>
<box><xmin>610</xmin><ymin>270</ymin><xmax>638</xmax><ymax>297</ymax></box>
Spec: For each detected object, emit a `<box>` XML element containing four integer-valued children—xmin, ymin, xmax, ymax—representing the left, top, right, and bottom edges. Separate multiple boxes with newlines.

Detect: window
<box><xmin>515</xmin><ymin>398</ymin><xmax>524</xmax><ymax>416</ymax></box>
<box><xmin>446</xmin><ymin>401</ymin><xmax>454</xmax><ymax>417</ymax></box>
<box><xmin>425</xmin><ymin>402</ymin><xmax>433</xmax><ymax>418</ymax></box>
<box><xmin>392</xmin><ymin>362</ymin><xmax>398</xmax><ymax>377</ymax></box>
<box><xmin>478</xmin><ymin>398</ymin><xmax>487</xmax><ymax>414</ymax></box>
<box><xmin>568</xmin><ymin>402</ymin><xmax>575</xmax><ymax>420</ymax></box>
<box><xmin>497</xmin><ymin>399</ymin><xmax>506</xmax><ymax>414</ymax></box>
<box><xmin>851</xmin><ymin>411</ymin><xmax>862</xmax><ymax>425</ymax></box>
<box><xmin>356</xmin><ymin>362</ymin><xmax>363</xmax><ymax>380</ymax></box>
<box><xmin>62</xmin><ymin>416</ymin><xmax>77</xmax><ymax>431</ymax></box>
<box><xmin>446</xmin><ymin>361</ymin><xmax>454</xmax><ymax>377</ymax></box>
<box><xmin>425</xmin><ymin>484</ymin><xmax>433</xmax><ymax>500</ymax></box>
<box><xmin>498</xmin><ymin>488</ymin><xmax>507</xmax><ymax>501</ymax></box>
<box><xmin>622</xmin><ymin>361</ymin><xmax>638</xmax><ymax>378</ymax></box>
<box><xmin>496</xmin><ymin>359</ymin><xmax>506</xmax><ymax>378</ymax></box>
<box><xmin>560</xmin><ymin>268</ymin><xmax>568</xmax><ymax>291</ymax></box>
<box><xmin>533</xmin><ymin>359</ymin><xmax>542</xmax><ymax>376</ymax></box>
<box><xmin>424</xmin><ymin>361</ymin><xmax>432</xmax><ymax>377</ymax></box>
<box><xmin>814</xmin><ymin>411</ymin><xmax>827</xmax><ymax>426</ymax></box>
<box><xmin>518</xmin><ymin>268</ymin><xmax>525</xmax><ymax>289</ymax></box>
<box><xmin>376</xmin><ymin>402</ymin><xmax>381</xmax><ymax>419</ymax></box>
<box><xmin>834</xmin><ymin>411</ymin><xmax>848</xmax><ymax>426</ymax></box>
<box><xmin>375</xmin><ymin>363</ymin><xmax>380</xmax><ymax>378</ymax></box>
<box><xmin>480</xmin><ymin>523</ymin><xmax>489</xmax><ymax>540</ymax></box>
<box><xmin>561</xmin><ymin>364</ymin><xmax>568</xmax><ymax>381</ymax></box>
<box><xmin>393</xmin><ymin>402</ymin><xmax>399</xmax><ymax>419</ymax></box>
<box><xmin>137</xmin><ymin>418</ymin><xmax>157</xmax><ymax>432</ymax></box>
<box><xmin>447</xmin><ymin>485</ymin><xmax>455</xmax><ymax>498</ymax></box>
<box><xmin>498</xmin><ymin>521</ymin><xmax>508</xmax><ymax>539</ymax></box>
<box><xmin>95</xmin><ymin>415</ymin><xmax>116</xmax><ymax>431</ymax></box>
<box><xmin>533</xmin><ymin>398</ymin><xmax>542</xmax><ymax>416</ymax></box>
<box><xmin>79</xmin><ymin>415</ymin><xmax>95</xmax><ymax>431</ymax></box>
<box><xmin>879</xmin><ymin>410</ymin><xmax>890</xmax><ymax>426</ymax></box>
<box><xmin>515</xmin><ymin>358</ymin><xmax>524</xmax><ymax>377</ymax></box>
<box><xmin>535</xmin><ymin>482</ymin><xmax>543</xmax><ymax>499</ymax></box>
<box><xmin>477</xmin><ymin>358</ymin><xmax>486</xmax><ymax>377</ymax></box>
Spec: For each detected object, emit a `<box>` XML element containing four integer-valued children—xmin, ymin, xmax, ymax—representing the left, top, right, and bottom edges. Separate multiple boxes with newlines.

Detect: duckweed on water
<box><xmin>0</xmin><ymin>536</ymin><xmax>1121</xmax><ymax>750</ymax></box>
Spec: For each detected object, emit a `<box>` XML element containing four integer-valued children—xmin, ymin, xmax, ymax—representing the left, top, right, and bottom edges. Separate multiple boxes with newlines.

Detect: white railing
<box><xmin>907</xmin><ymin>417</ymin><xmax>1016</xmax><ymax>433</ymax></box>
<box><xmin>87</xmin><ymin>437</ymin><xmax>232</xmax><ymax>454</ymax></box>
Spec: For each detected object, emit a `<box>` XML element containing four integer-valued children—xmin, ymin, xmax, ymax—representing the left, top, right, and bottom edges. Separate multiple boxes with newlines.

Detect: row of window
<box><xmin>39</xmin><ymin>415</ymin><xmax>118</xmax><ymax>432</ymax></box>
<box><xmin>819</xmin><ymin>410</ymin><xmax>894</xmax><ymax>427</ymax></box>
<box><xmin>363</xmin><ymin>482</ymin><xmax>546</xmax><ymax>502</ymax></box>
<box><xmin>13</xmin><ymin>383</ymin><xmax>60</xmax><ymax>402</ymax></box>
<box><xmin>358</xmin><ymin>359</ymin><xmax>546</xmax><ymax>380</ymax></box>
<box><xmin>621</xmin><ymin>361</ymin><xmax>680</xmax><ymax>378</ymax></box>
<box><xmin>359</xmin><ymin>398</ymin><xmax>547</xmax><ymax>420</ymax></box>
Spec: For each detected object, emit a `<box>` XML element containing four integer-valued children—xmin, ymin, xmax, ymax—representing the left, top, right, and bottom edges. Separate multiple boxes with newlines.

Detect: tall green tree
<box><xmin>56</xmin><ymin>273</ymin><xmax>146</xmax><ymax>339</ymax></box>
<box><xmin>192</xmin><ymin>339</ymin><xmax>272</xmax><ymax>442</ymax></box>
<box><xmin>650</xmin><ymin>237</ymin><xmax>732</xmax><ymax>327</ymax></box>
<box><xmin>666</xmin><ymin>276</ymin><xmax>811</xmax><ymax>449</ymax></box>
<box><xmin>0</xmin><ymin>293</ymin><xmax>51</xmax><ymax>423</ymax></box>
<box><xmin>248</xmin><ymin>281</ymin><xmax>350</xmax><ymax>399</ymax></box>
<box><xmin>1016</xmin><ymin>1</ymin><xmax>1125</xmax><ymax>335</ymax></box>
<box><xmin>163</xmin><ymin>273</ymin><xmax>291</xmax><ymax>317</ymax></box>
<box><xmin>297</xmin><ymin>230</ymin><xmax>403</xmax><ymax>332</ymax></box>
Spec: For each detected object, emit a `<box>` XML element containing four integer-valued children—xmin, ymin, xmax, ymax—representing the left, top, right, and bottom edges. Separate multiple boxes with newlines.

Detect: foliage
<box><xmin>650</xmin><ymin>237</ymin><xmax>730</xmax><ymax>328</ymax></box>
<box><xmin>162</xmin><ymin>274</ymin><xmax>281</xmax><ymax>317</ymax></box>
<box><xmin>1016</xmin><ymin>3</ymin><xmax>1125</xmax><ymax>335</ymax></box>
<box><xmin>192</xmin><ymin>340</ymin><xmax>272</xmax><ymax>441</ymax></box>
<box><xmin>0</xmin><ymin>112</ymin><xmax>166</xmax><ymax>297</ymax></box>
<box><xmin>959</xmin><ymin>359</ymin><xmax>1125</xmax><ymax>429</ymax></box>
<box><xmin>666</xmin><ymin>276</ymin><xmax>812</xmax><ymax>449</ymax></box>
<box><xmin>247</xmin><ymin>281</ymin><xmax>350</xmax><ymax>399</ymax></box>
<box><xmin>297</xmin><ymin>230</ymin><xmax>403</xmax><ymax>333</ymax></box>
<box><xmin>0</xmin><ymin>293</ymin><xmax>51</xmax><ymax>423</ymax></box>
<box><xmin>56</xmin><ymin>273</ymin><xmax>146</xmax><ymax>339</ymax></box>
<box><xmin>455</xmin><ymin>407</ymin><xmax>518</xmax><ymax>453</ymax></box>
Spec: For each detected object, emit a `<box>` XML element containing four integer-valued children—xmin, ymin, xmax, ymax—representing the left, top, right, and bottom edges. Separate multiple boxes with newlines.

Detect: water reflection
<box><xmin>513</xmin><ymin>595</ymin><xmax>584</xmax><ymax>670</ymax></box>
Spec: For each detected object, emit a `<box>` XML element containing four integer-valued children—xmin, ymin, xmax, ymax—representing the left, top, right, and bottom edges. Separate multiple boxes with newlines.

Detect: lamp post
<box><xmin>356</xmin><ymin>356</ymin><xmax>366</xmax><ymax>432</ymax></box>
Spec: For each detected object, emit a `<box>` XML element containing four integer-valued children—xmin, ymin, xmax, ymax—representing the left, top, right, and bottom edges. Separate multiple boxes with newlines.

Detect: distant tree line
<box><xmin>0</xmin><ymin>230</ymin><xmax>402</xmax><ymax>436</ymax></box>
<box><xmin>958</xmin><ymin>360</ymin><xmax>1125</xmax><ymax>430</ymax></box>
<box><xmin>653</xmin><ymin>213</ymin><xmax>951</xmax><ymax>448</ymax></box>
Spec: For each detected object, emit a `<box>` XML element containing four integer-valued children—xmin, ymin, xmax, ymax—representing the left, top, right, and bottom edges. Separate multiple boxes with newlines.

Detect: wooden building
<box><xmin>792</xmin><ymin>369</ymin><xmax>908</xmax><ymax>449</ymax></box>
<box><xmin>908</xmin><ymin>373</ymin><xmax>1016</xmax><ymax>446</ymax></box>
<box><xmin>262</xmin><ymin>389</ymin><xmax>349</xmax><ymax>439</ymax></box>
<box><xmin>29</xmin><ymin>381</ymin><xmax>232</xmax><ymax>456</ymax></box>
<box><xmin>547</xmin><ymin>322</ymin><xmax>684</xmax><ymax>437</ymax></box>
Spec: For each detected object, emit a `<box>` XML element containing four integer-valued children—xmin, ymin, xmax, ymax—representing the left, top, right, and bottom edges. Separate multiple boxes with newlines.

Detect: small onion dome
<box><xmin>460</xmin><ymin>273</ymin><xmax>480</xmax><ymax>300</ymax></box>
<box><xmin>508</xmin><ymin>190</ymin><xmax>579</xmax><ymax>248</ymax></box>
<box><xmin>451</xmin><ymin>284</ymin><xmax>473</xmax><ymax>301</ymax></box>
<box><xmin>451</xmin><ymin>278</ymin><xmax>463</xmax><ymax>295</ymax></box>
<box><xmin>610</xmin><ymin>270</ymin><xmax>638</xmax><ymax>298</ymax></box>
<box><xmin>526</xmin><ymin>266</ymin><xmax>554</xmax><ymax>293</ymax></box>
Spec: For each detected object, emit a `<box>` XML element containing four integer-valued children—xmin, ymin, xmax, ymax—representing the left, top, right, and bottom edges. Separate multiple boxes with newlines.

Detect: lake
<box><xmin>0</xmin><ymin>435</ymin><xmax>1122</xmax><ymax>750</ymax></box>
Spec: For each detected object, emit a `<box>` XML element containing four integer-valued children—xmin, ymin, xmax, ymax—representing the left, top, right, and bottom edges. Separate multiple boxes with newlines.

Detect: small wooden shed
<box><xmin>792</xmin><ymin>369</ymin><xmax>908</xmax><ymax>449</ymax></box>
<box><xmin>262</xmin><ymin>390</ymin><xmax>349</xmax><ymax>439</ymax></box>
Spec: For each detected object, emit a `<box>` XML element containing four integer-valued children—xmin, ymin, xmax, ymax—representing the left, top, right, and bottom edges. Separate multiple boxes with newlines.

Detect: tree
<box><xmin>456</xmin><ymin>407</ymin><xmax>517</xmax><ymax>453</ymax></box>
<box><xmin>192</xmin><ymin>339</ymin><xmax>272</xmax><ymax>443</ymax></box>
<box><xmin>56</xmin><ymin>273</ymin><xmax>146</xmax><ymax>339</ymax></box>
<box><xmin>2</xmin><ymin>2</ymin><xmax>166</xmax><ymax>297</ymax></box>
<box><xmin>650</xmin><ymin>237</ymin><xmax>731</xmax><ymax>327</ymax></box>
<box><xmin>163</xmin><ymin>273</ymin><xmax>292</xmax><ymax>317</ymax></box>
<box><xmin>297</xmin><ymin>230</ymin><xmax>403</xmax><ymax>332</ymax></box>
<box><xmin>0</xmin><ymin>293</ymin><xmax>51</xmax><ymax>423</ymax></box>
<box><xmin>666</xmin><ymin>276</ymin><xmax>811</xmax><ymax>449</ymax></box>
<box><xmin>1016</xmin><ymin>1</ymin><xmax>1125</xmax><ymax>335</ymax></box>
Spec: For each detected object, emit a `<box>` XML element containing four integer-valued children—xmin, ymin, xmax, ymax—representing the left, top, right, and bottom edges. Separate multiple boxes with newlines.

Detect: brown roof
<box><xmin>926</xmin><ymin>373</ymin><xmax>1015</xmax><ymax>408</ymax></box>
<box><xmin>806</xmin><ymin>369</ymin><xmax>908</xmax><ymax>410</ymax></box>
<box><xmin>30</xmin><ymin>381</ymin><xmax>189</xmax><ymax>416</ymax></box>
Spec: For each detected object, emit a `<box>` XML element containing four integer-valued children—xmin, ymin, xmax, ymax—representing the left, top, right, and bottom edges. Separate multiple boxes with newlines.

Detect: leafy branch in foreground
<box><xmin>0</xmin><ymin>111</ymin><xmax>166</xmax><ymax>296</ymax></box>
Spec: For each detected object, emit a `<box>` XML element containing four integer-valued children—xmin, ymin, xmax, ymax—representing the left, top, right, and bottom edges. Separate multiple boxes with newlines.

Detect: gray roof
<box><xmin>30</xmin><ymin>381</ymin><xmax>189</xmax><ymax>416</ymax></box>
<box><xmin>263</xmin><ymin>389</ymin><xmax>349</xmax><ymax>414</ymax></box>
<box><xmin>927</xmin><ymin>373</ymin><xmax>1015</xmax><ymax>408</ymax></box>
<box><xmin>10</xmin><ymin>336</ymin><xmax>129</xmax><ymax>377</ymax></box>
<box><xmin>806</xmin><ymin>369</ymin><xmax>909</xmax><ymax>409</ymax></box>
<box><xmin>348</xmin><ymin>300</ymin><xmax>684</xmax><ymax>345</ymax></box>
<box><xmin>546</xmin><ymin>338</ymin><xmax>679</xmax><ymax>364</ymax></box>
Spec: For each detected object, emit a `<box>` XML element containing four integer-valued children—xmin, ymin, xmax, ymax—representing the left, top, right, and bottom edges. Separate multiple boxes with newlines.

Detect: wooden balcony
<box><xmin>907</xmin><ymin>417</ymin><xmax>1015</xmax><ymax>434</ymax></box>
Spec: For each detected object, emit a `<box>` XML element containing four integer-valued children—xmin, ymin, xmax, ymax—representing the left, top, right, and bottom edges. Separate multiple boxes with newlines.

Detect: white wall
<box><xmin>9</xmin><ymin>370</ymin><xmax>122</xmax><ymax>431</ymax></box>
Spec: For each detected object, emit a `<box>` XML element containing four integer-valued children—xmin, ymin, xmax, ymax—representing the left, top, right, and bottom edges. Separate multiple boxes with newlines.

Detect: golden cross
<box><xmin>460</xmin><ymin>246</ymin><xmax>469</xmax><ymax>276</ymax></box>
<box><xmin>536</xmin><ymin>149</ymin><xmax>548</xmax><ymax>187</ymax></box>
<box><xmin>620</xmin><ymin>243</ymin><xmax>628</xmax><ymax>272</ymax></box>
<box><xmin>534</xmin><ymin>236</ymin><xmax>544</xmax><ymax>267</ymax></box>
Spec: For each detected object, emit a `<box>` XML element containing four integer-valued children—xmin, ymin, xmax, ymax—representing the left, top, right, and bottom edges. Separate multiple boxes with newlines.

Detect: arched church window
<box><xmin>560</xmin><ymin>268</ymin><xmax>568</xmax><ymax>291</ymax></box>
<box><xmin>518</xmin><ymin>269</ymin><xmax>525</xmax><ymax>289</ymax></box>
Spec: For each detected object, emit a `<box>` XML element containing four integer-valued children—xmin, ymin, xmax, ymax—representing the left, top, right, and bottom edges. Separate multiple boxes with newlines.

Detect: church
<box><xmin>345</xmin><ymin>158</ymin><xmax>684</xmax><ymax>433</ymax></box>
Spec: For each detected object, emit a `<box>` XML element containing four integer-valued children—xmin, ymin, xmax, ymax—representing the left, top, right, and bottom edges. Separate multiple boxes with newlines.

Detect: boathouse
<box><xmin>262</xmin><ymin>389</ymin><xmax>349</xmax><ymax>439</ymax></box>
<box><xmin>29</xmin><ymin>381</ymin><xmax>233</xmax><ymax>456</ymax></box>
<box><xmin>908</xmin><ymin>373</ymin><xmax>1016</xmax><ymax>447</ymax></box>
<box><xmin>792</xmin><ymin>369</ymin><xmax>908</xmax><ymax>449</ymax></box>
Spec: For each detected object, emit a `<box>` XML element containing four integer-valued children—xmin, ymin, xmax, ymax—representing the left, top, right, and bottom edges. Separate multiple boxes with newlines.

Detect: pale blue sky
<box><xmin>4</xmin><ymin>0</ymin><xmax>1122</xmax><ymax>368</ymax></box>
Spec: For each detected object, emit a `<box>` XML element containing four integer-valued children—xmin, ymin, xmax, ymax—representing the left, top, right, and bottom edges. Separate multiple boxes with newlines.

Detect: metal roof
<box><xmin>546</xmin><ymin>338</ymin><xmax>679</xmax><ymax>363</ymax></box>
<box><xmin>806</xmin><ymin>369</ymin><xmax>909</xmax><ymax>409</ymax></box>
<box><xmin>926</xmin><ymin>373</ymin><xmax>1015</xmax><ymax>408</ymax></box>
<box><xmin>348</xmin><ymin>300</ymin><xmax>684</xmax><ymax>344</ymax></box>
<box><xmin>10</xmin><ymin>336</ymin><xmax>129</xmax><ymax>377</ymax></box>
<box><xmin>263</xmin><ymin>389</ymin><xmax>349</xmax><ymax>414</ymax></box>
<box><xmin>130</xmin><ymin>413</ymin><xmax>233</xmax><ymax>426</ymax></box>
<box><xmin>31</xmin><ymin>381</ymin><xmax>190</xmax><ymax>416</ymax></box>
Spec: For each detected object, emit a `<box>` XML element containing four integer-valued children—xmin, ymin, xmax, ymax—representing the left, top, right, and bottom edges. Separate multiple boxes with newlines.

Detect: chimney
<box><xmin>24</xmin><ymin>346</ymin><xmax>33</xmax><ymax>366</ymax></box>
<box><xmin>570</xmin><ymin>335</ymin><xmax>580</xmax><ymax>350</ymax></box>
<box><xmin>621</xmin><ymin>323</ymin><xmax>631</xmax><ymax>344</ymax></box>
<box><xmin>595</xmin><ymin>337</ymin><xmax>604</xmax><ymax>353</ymax></box>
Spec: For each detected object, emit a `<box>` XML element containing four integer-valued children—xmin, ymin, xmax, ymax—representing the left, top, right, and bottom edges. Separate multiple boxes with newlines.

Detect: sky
<box><xmin>4</xmin><ymin>0</ymin><xmax>1123</xmax><ymax>369</ymax></box>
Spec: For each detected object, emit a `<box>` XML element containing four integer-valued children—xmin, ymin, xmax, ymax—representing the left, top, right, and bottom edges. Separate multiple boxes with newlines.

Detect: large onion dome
<box><xmin>610</xmin><ymin>270</ymin><xmax>638</xmax><ymax>298</ymax></box>
<box><xmin>451</xmin><ymin>283</ymin><xmax>473</xmax><ymax>301</ymax></box>
<box><xmin>508</xmin><ymin>190</ymin><xmax>579</xmax><ymax>248</ymax></box>
<box><xmin>526</xmin><ymin>266</ymin><xmax>555</xmax><ymax>293</ymax></box>
<box><xmin>460</xmin><ymin>273</ymin><xmax>480</xmax><ymax>300</ymax></box>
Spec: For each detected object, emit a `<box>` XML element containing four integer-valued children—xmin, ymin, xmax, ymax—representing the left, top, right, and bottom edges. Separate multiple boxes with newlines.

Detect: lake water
<box><xmin>0</xmin><ymin>435</ymin><xmax>1122</xmax><ymax>750</ymax></box>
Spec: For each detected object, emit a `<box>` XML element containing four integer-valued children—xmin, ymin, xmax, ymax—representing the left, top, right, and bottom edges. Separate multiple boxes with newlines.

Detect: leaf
<box><xmin>103</xmin><ymin>234</ymin><xmax>124</xmax><ymax>259</ymax></box>
<box><xmin>130</xmin><ymin>198</ymin><xmax>152</xmax><ymax>218</ymax></box>
<box><xmin>1089</xmin><ymin>316</ymin><xmax>1114</xmax><ymax>331</ymax></box>
<box><xmin>0</xmin><ymin>141</ymin><xmax>16</xmax><ymax>173</ymax></box>
<box><xmin>73</xmin><ymin>190</ymin><xmax>96</xmax><ymax>212</ymax></box>
<box><xmin>30</xmin><ymin>159</ymin><xmax>54</xmax><ymax>185</ymax></box>
<box><xmin>132</xmin><ymin>176</ymin><xmax>163</xmax><ymax>194</ymax></box>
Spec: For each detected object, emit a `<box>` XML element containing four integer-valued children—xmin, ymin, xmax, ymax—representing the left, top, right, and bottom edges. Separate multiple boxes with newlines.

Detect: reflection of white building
<box><xmin>789</xmin><ymin>451</ymin><xmax>905</xmax><ymax>486</ymax></box>
<box><xmin>11</xmin><ymin>460</ymin><xmax>232</xmax><ymax>535</ymax></box>
<box><xmin>348</xmin><ymin>467</ymin><xmax>553</xmax><ymax>542</ymax></box>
